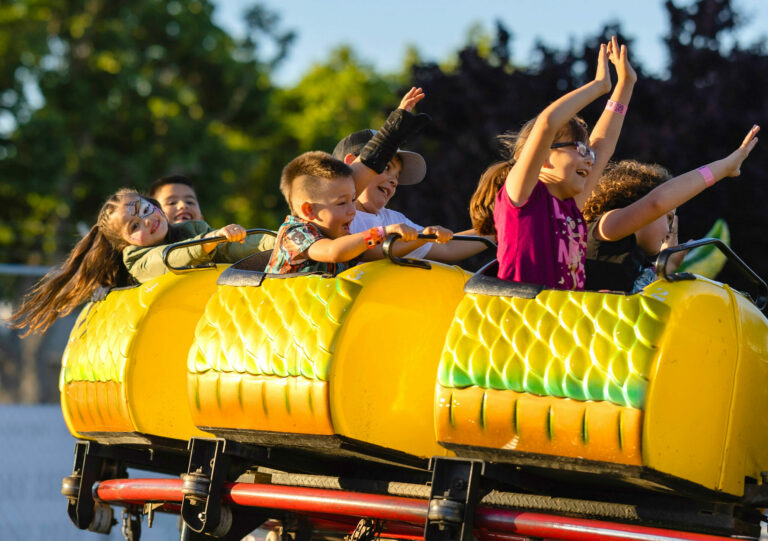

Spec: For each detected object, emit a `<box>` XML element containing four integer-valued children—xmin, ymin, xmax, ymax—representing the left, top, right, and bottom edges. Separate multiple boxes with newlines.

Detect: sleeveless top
<box><xmin>494</xmin><ymin>181</ymin><xmax>587</xmax><ymax>290</ymax></box>
<box><xmin>585</xmin><ymin>217</ymin><xmax>654</xmax><ymax>292</ymax></box>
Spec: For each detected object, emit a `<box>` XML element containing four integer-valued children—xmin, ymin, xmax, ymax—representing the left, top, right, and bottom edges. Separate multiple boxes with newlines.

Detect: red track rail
<box><xmin>95</xmin><ymin>478</ymin><xmax>746</xmax><ymax>541</ymax></box>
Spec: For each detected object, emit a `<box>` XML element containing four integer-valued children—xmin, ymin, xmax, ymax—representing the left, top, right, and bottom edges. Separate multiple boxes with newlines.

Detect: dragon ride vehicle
<box><xmin>59</xmin><ymin>233</ymin><xmax>768</xmax><ymax>541</ymax></box>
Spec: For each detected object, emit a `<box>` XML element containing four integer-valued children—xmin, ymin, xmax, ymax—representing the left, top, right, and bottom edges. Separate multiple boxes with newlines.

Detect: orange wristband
<box><xmin>363</xmin><ymin>226</ymin><xmax>386</xmax><ymax>248</ymax></box>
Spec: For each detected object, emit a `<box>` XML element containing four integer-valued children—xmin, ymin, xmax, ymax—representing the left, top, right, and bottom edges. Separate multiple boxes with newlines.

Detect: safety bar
<box><xmin>162</xmin><ymin>228</ymin><xmax>276</xmax><ymax>274</ymax></box>
<box><xmin>656</xmin><ymin>237</ymin><xmax>767</xmax><ymax>310</ymax></box>
<box><xmin>382</xmin><ymin>234</ymin><xmax>496</xmax><ymax>270</ymax></box>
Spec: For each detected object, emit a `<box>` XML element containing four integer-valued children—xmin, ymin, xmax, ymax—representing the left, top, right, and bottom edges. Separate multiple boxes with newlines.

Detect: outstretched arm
<box><xmin>506</xmin><ymin>44</ymin><xmax>612</xmax><ymax>206</ymax></box>
<box><xmin>596</xmin><ymin>125</ymin><xmax>760</xmax><ymax>242</ymax></box>
<box><xmin>309</xmin><ymin>223</ymin><xmax>419</xmax><ymax>263</ymax></box>
<box><xmin>363</xmin><ymin>224</ymin><xmax>452</xmax><ymax>260</ymax></box>
<box><xmin>425</xmin><ymin>229</ymin><xmax>493</xmax><ymax>262</ymax></box>
<box><xmin>575</xmin><ymin>36</ymin><xmax>637</xmax><ymax>209</ymax></box>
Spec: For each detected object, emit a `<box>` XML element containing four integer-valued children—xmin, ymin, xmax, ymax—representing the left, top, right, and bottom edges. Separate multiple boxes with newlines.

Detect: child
<box><xmin>333</xmin><ymin>88</ymin><xmax>488</xmax><ymax>261</ymax></box>
<box><xmin>583</xmin><ymin>126</ymin><xmax>759</xmax><ymax>292</ymax></box>
<box><xmin>9</xmin><ymin>189</ymin><xmax>274</xmax><ymax>336</ymax></box>
<box><xmin>265</xmin><ymin>151</ymin><xmax>432</xmax><ymax>275</ymax></box>
<box><xmin>148</xmin><ymin>174</ymin><xmax>203</xmax><ymax>223</ymax></box>
<box><xmin>469</xmin><ymin>37</ymin><xmax>636</xmax><ymax>289</ymax></box>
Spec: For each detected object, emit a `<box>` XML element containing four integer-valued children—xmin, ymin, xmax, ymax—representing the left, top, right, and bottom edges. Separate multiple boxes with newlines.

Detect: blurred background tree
<box><xmin>398</xmin><ymin>0</ymin><xmax>768</xmax><ymax>282</ymax></box>
<box><xmin>1</xmin><ymin>0</ymin><xmax>766</xmax><ymax>401</ymax></box>
<box><xmin>0</xmin><ymin>0</ymin><xmax>296</xmax><ymax>265</ymax></box>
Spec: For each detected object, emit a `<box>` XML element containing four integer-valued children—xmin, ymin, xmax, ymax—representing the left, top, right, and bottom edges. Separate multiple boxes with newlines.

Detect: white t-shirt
<box><xmin>351</xmin><ymin>208</ymin><xmax>432</xmax><ymax>259</ymax></box>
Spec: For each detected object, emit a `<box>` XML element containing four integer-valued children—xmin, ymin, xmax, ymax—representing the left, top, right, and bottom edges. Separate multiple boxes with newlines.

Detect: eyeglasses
<box><xmin>666</xmin><ymin>211</ymin><xmax>677</xmax><ymax>230</ymax></box>
<box><xmin>550</xmin><ymin>141</ymin><xmax>595</xmax><ymax>162</ymax></box>
<box><xmin>131</xmin><ymin>198</ymin><xmax>156</xmax><ymax>219</ymax></box>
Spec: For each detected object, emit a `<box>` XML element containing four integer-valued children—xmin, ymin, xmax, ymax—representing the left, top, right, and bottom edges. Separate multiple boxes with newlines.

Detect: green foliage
<box><xmin>276</xmin><ymin>46</ymin><xmax>398</xmax><ymax>156</ymax></box>
<box><xmin>0</xmin><ymin>0</ymin><xmax>295</xmax><ymax>263</ymax></box>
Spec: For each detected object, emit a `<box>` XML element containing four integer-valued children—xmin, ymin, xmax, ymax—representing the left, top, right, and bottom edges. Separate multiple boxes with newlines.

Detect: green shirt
<box><xmin>123</xmin><ymin>220</ymin><xmax>275</xmax><ymax>283</ymax></box>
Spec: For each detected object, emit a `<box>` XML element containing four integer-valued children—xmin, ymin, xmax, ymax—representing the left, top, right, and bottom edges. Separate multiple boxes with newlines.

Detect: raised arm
<box><xmin>349</xmin><ymin>87</ymin><xmax>429</xmax><ymax>190</ymax></box>
<box><xmin>575</xmin><ymin>36</ymin><xmax>637</xmax><ymax>209</ymax></box>
<box><xmin>596</xmin><ymin>125</ymin><xmax>760</xmax><ymax>242</ymax></box>
<box><xmin>505</xmin><ymin>44</ymin><xmax>612</xmax><ymax>206</ymax></box>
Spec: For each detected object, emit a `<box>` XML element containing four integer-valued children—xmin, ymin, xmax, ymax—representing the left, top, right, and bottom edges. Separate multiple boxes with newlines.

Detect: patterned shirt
<box><xmin>265</xmin><ymin>215</ymin><xmax>358</xmax><ymax>276</ymax></box>
<box><xmin>494</xmin><ymin>181</ymin><xmax>587</xmax><ymax>290</ymax></box>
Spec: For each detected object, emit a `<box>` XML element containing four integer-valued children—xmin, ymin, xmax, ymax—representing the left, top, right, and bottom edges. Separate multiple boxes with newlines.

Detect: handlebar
<box><xmin>382</xmin><ymin>233</ymin><xmax>496</xmax><ymax>269</ymax></box>
<box><xmin>162</xmin><ymin>228</ymin><xmax>277</xmax><ymax>274</ymax></box>
<box><xmin>656</xmin><ymin>237</ymin><xmax>767</xmax><ymax>310</ymax></box>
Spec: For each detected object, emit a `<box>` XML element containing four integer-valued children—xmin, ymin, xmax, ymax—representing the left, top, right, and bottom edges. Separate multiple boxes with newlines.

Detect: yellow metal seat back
<box><xmin>435</xmin><ymin>274</ymin><xmax>768</xmax><ymax>497</ymax></box>
<box><xmin>60</xmin><ymin>269</ymin><xmax>223</xmax><ymax>445</ymax></box>
<box><xmin>187</xmin><ymin>259</ymin><xmax>470</xmax><ymax>460</ymax></box>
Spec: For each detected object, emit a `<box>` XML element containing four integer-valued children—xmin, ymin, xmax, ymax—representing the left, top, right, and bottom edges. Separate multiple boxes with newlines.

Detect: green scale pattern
<box><xmin>438</xmin><ymin>289</ymin><xmax>670</xmax><ymax>409</ymax></box>
<box><xmin>188</xmin><ymin>275</ymin><xmax>361</xmax><ymax>381</ymax></box>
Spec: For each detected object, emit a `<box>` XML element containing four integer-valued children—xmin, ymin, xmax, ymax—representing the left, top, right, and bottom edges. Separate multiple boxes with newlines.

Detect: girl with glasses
<box><xmin>8</xmin><ymin>189</ymin><xmax>274</xmax><ymax>336</ymax></box>
<box><xmin>469</xmin><ymin>36</ymin><xmax>635</xmax><ymax>290</ymax></box>
<box><xmin>582</xmin><ymin>126</ymin><xmax>759</xmax><ymax>293</ymax></box>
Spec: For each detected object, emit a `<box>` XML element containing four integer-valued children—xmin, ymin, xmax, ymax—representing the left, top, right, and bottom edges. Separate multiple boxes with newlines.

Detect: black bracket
<box><xmin>63</xmin><ymin>441</ymin><xmax>124</xmax><ymax>532</ymax></box>
<box><xmin>424</xmin><ymin>457</ymin><xmax>487</xmax><ymax>541</ymax></box>
<box><xmin>180</xmin><ymin>438</ymin><xmax>271</xmax><ymax>539</ymax></box>
<box><xmin>62</xmin><ymin>439</ymin><xmax>191</xmax><ymax>534</ymax></box>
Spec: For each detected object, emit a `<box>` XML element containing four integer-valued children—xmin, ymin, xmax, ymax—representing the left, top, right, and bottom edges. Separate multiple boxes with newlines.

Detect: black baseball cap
<box><xmin>332</xmin><ymin>129</ymin><xmax>427</xmax><ymax>186</ymax></box>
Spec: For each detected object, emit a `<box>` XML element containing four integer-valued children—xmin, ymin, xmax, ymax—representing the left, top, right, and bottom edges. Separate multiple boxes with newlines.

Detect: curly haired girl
<box><xmin>583</xmin><ymin>125</ymin><xmax>759</xmax><ymax>292</ymax></box>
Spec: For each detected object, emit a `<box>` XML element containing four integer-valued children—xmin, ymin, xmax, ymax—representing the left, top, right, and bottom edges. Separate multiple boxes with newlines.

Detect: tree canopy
<box><xmin>1</xmin><ymin>0</ymin><xmax>766</xmax><ymax>284</ymax></box>
<box><xmin>397</xmin><ymin>0</ymin><xmax>768</xmax><ymax>281</ymax></box>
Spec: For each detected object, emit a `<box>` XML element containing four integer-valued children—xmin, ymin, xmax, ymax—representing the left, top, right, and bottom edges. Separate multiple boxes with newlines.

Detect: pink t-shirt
<box><xmin>494</xmin><ymin>181</ymin><xmax>586</xmax><ymax>290</ymax></box>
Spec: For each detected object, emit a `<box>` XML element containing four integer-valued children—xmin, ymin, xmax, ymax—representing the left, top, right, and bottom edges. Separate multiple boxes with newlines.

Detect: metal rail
<box><xmin>94</xmin><ymin>478</ymin><xmax>738</xmax><ymax>541</ymax></box>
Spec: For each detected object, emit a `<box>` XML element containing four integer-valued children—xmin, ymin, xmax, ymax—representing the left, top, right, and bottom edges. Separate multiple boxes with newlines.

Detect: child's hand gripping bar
<box><xmin>381</xmin><ymin>233</ymin><xmax>496</xmax><ymax>269</ymax></box>
<box><xmin>162</xmin><ymin>228</ymin><xmax>277</xmax><ymax>274</ymax></box>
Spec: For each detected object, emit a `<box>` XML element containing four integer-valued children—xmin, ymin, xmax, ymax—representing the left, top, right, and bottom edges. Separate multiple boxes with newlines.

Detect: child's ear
<box><xmin>299</xmin><ymin>201</ymin><xmax>316</xmax><ymax>220</ymax></box>
<box><xmin>343</xmin><ymin>153</ymin><xmax>356</xmax><ymax>165</ymax></box>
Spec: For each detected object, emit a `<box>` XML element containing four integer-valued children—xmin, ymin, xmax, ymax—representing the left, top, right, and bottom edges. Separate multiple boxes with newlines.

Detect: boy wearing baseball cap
<box><xmin>333</xmin><ymin>88</ymin><xmax>490</xmax><ymax>262</ymax></box>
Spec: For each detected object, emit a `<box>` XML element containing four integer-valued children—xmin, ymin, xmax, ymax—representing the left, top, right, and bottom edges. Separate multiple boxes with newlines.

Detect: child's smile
<box><xmin>306</xmin><ymin>177</ymin><xmax>357</xmax><ymax>239</ymax></box>
<box><xmin>543</xmin><ymin>140</ymin><xmax>594</xmax><ymax>198</ymax></box>
<box><xmin>114</xmin><ymin>198</ymin><xmax>169</xmax><ymax>247</ymax></box>
<box><xmin>356</xmin><ymin>157</ymin><xmax>402</xmax><ymax>214</ymax></box>
<box><xmin>154</xmin><ymin>183</ymin><xmax>202</xmax><ymax>223</ymax></box>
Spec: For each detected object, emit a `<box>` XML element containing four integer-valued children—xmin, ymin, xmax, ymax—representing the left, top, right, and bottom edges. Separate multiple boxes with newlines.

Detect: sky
<box><xmin>211</xmin><ymin>0</ymin><xmax>768</xmax><ymax>85</ymax></box>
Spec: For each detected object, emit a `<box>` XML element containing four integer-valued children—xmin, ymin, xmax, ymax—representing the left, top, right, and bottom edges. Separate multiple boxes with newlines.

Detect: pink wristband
<box><xmin>605</xmin><ymin>100</ymin><xmax>627</xmax><ymax>115</ymax></box>
<box><xmin>376</xmin><ymin>226</ymin><xmax>386</xmax><ymax>240</ymax></box>
<box><xmin>697</xmin><ymin>165</ymin><xmax>715</xmax><ymax>187</ymax></box>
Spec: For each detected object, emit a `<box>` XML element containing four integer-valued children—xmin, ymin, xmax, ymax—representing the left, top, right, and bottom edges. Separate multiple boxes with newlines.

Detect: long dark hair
<box><xmin>8</xmin><ymin>189</ymin><xmax>141</xmax><ymax>336</ymax></box>
<box><xmin>469</xmin><ymin>116</ymin><xmax>589</xmax><ymax>235</ymax></box>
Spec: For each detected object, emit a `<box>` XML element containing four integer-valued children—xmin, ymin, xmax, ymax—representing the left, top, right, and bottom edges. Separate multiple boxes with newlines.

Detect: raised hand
<box><xmin>607</xmin><ymin>35</ymin><xmax>637</xmax><ymax>85</ymax></box>
<box><xmin>398</xmin><ymin>87</ymin><xmax>425</xmax><ymax>112</ymax></box>
<box><xmin>724</xmin><ymin>125</ymin><xmax>760</xmax><ymax>177</ymax></box>
<box><xmin>594</xmin><ymin>43</ymin><xmax>611</xmax><ymax>93</ymax></box>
